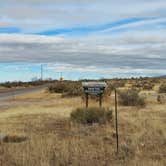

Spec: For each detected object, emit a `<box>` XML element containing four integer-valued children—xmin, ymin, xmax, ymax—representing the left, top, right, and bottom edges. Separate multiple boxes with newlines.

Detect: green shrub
<box><xmin>118</xmin><ymin>88</ymin><xmax>145</xmax><ymax>107</ymax></box>
<box><xmin>159</xmin><ymin>84</ymin><xmax>166</xmax><ymax>93</ymax></box>
<box><xmin>70</xmin><ymin>107</ymin><xmax>113</xmax><ymax>124</ymax></box>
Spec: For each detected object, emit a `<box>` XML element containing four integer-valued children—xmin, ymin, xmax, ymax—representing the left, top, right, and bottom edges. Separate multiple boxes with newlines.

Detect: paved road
<box><xmin>0</xmin><ymin>85</ymin><xmax>48</xmax><ymax>100</ymax></box>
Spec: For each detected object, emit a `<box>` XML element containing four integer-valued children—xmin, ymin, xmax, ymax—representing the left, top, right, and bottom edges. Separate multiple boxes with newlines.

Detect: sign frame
<box><xmin>82</xmin><ymin>82</ymin><xmax>107</xmax><ymax>107</ymax></box>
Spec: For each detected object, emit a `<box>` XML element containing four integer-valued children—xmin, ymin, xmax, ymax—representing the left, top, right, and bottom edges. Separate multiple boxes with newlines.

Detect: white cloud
<box><xmin>0</xmin><ymin>0</ymin><xmax>166</xmax><ymax>77</ymax></box>
<box><xmin>0</xmin><ymin>34</ymin><xmax>63</xmax><ymax>44</ymax></box>
<box><xmin>0</xmin><ymin>33</ymin><xmax>166</xmax><ymax>75</ymax></box>
<box><xmin>1</xmin><ymin>0</ymin><xmax>166</xmax><ymax>31</ymax></box>
<box><xmin>46</xmin><ymin>63</ymin><xmax>166</xmax><ymax>76</ymax></box>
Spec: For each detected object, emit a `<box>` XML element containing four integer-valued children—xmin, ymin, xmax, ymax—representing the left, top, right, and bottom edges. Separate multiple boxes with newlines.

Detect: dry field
<box><xmin>0</xmin><ymin>84</ymin><xmax>166</xmax><ymax>166</ymax></box>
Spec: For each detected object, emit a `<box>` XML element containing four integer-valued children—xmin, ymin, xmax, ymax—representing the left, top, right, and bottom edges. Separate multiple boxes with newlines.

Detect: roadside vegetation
<box><xmin>0</xmin><ymin>77</ymin><xmax>166</xmax><ymax>166</ymax></box>
<box><xmin>118</xmin><ymin>88</ymin><xmax>146</xmax><ymax>107</ymax></box>
<box><xmin>48</xmin><ymin>81</ymin><xmax>83</xmax><ymax>97</ymax></box>
<box><xmin>0</xmin><ymin>80</ymin><xmax>55</xmax><ymax>88</ymax></box>
<box><xmin>159</xmin><ymin>83</ymin><xmax>166</xmax><ymax>93</ymax></box>
<box><xmin>70</xmin><ymin>107</ymin><xmax>112</xmax><ymax>124</ymax></box>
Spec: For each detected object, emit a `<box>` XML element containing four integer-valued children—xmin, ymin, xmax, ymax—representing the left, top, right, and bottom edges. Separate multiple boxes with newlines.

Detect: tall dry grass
<box><xmin>0</xmin><ymin>81</ymin><xmax>166</xmax><ymax>166</ymax></box>
<box><xmin>0</xmin><ymin>102</ymin><xmax>165</xmax><ymax>166</ymax></box>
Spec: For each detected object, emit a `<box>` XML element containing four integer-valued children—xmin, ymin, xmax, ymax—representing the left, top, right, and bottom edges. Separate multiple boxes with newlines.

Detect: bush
<box><xmin>159</xmin><ymin>84</ymin><xmax>166</xmax><ymax>93</ymax></box>
<box><xmin>62</xmin><ymin>82</ymin><xmax>83</xmax><ymax>97</ymax></box>
<box><xmin>1</xmin><ymin>80</ymin><xmax>54</xmax><ymax>88</ymax></box>
<box><xmin>118</xmin><ymin>88</ymin><xmax>145</xmax><ymax>107</ymax></box>
<box><xmin>142</xmin><ymin>83</ymin><xmax>154</xmax><ymax>90</ymax></box>
<box><xmin>70</xmin><ymin>107</ymin><xmax>113</xmax><ymax>124</ymax></box>
<box><xmin>48</xmin><ymin>82</ymin><xmax>68</xmax><ymax>93</ymax></box>
<box><xmin>132</xmin><ymin>81</ymin><xmax>154</xmax><ymax>90</ymax></box>
<box><xmin>3</xmin><ymin>134</ymin><xmax>27</xmax><ymax>143</ymax></box>
<box><xmin>132</xmin><ymin>82</ymin><xmax>142</xmax><ymax>89</ymax></box>
<box><xmin>48</xmin><ymin>81</ymin><xmax>83</xmax><ymax>97</ymax></box>
<box><xmin>108</xmin><ymin>80</ymin><xmax>126</xmax><ymax>89</ymax></box>
<box><xmin>105</xmin><ymin>83</ymin><xmax>114</xmax><ymax>95</ymax></box>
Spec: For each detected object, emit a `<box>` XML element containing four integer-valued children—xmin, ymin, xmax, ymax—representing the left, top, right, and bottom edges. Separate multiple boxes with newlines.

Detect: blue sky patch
<box><xmin>0</xmin><ymin>27</ymin><xmax>21</xmax><ymax>34</ymax></box>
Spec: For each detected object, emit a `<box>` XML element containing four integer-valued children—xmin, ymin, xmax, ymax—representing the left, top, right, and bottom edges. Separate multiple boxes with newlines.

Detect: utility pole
<box><xmin>41</xmin><ymin>64</ymin><xmax>43</xmax><ymax>81</ymax></box>
<box><xmin>60</xmin><ymin>72</ymin><xmax>64</xmax><ymax>81</ymax></box>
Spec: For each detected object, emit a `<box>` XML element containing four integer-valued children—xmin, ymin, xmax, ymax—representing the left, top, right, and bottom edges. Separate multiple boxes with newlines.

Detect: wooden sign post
<box><xmin>82</xmin><ymin>82</ymin><xmax>107</xmax><ymax>108</ymax></box>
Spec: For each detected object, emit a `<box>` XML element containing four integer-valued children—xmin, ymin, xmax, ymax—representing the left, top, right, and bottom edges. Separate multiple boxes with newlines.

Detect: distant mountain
<box><xmin>158</xmin><ymin>75</ymin><xmax>166</xmax><ymax>78</ymax></box>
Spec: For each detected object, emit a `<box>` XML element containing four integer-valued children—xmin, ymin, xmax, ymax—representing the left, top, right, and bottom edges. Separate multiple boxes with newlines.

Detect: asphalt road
<box><xmin>0</xmin><ymin>85</ymin><xmax>48</xmax><ymax>100</ymax></box>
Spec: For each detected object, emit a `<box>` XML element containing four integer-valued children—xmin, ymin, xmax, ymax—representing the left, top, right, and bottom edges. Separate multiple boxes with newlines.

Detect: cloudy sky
<box><xmin>0</xmin><ymin>0</ymin><xmax>166</xmax><ymax>81</ymax></box>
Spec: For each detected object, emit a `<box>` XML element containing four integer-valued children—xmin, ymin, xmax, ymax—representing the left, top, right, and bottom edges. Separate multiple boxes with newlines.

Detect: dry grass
<box><xmin>14</xmin><ymin>90</ymin><xmax>59</xmax><ymax>100</ymax></box>
<box><xmin>0</xmin><ymin>86</ymin><xmax>28</xmax><ymax>92</ymax></box>
<box><xmin>0</xmin><ymin>86</ymin><xmax>8</xmax><ymax>91</ymax></box>
<box><xmin>0</xmin><ymin>88</ymin><xmax>166</xmax><ymax>166</ymax></box>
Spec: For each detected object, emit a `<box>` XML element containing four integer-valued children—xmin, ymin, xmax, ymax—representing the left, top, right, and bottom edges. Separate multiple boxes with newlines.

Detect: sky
<box><xmin>0</xmin><ymin>0</ymin><xmax>166</xmax><ymax>82</ymax></box>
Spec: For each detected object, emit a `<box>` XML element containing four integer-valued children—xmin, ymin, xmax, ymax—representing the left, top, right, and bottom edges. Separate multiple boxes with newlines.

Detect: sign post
<box><xmin>82</xmin><ymin>82</ymin><xmax>107</xmax><ymax>108</ymax></box>
<box><xmin>115</xmin><ymin>89</ymin><xmax>119</xmax><ymax>154</ymax></box>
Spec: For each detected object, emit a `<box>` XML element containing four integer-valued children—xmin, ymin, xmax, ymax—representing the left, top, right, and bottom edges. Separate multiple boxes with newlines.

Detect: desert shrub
<box><xmin>157</xmin><ymin>95</ymin><xmax>163</xmax><ymax>104</ymax></box>
<box><xmin>132</xmin><ymin>81</ymin><xmax>154</xmax><ymax>90</ymax></box>
<box><xmin>48</xmin><ymin>82</ymin><xmax>68</xmax><ymax>93</ymax></box>
<box><xmin>1</xmin><ymin>80</ymin><xmax>53</xmax><ymax>88</ymax></box>
<box><xmin>62</xmin><ymin>83</ymin><xmax>83</xmax><ymax>97</ymax></box>
<box><xmin>159</xmin><ymin>84</ymin><xmax>166</xmax><ymax>93</ymax></box>
<box><xmin>104</xmin><ymin>83</ymin><xmax>115</xmax><ymax>95</ymax></box>
<box><xmin>132</xmin><ymin>82</ymin><xmax>142</xmax><ymax>89</ymax></box>
<box><xmin>142</xmin><ymin>83</ymin><xmax>154</xmax><ymax>90</ymax></box>
<box><xmin>70</xmin><ymin>107</ymin><xmax>112</xmax><ymax>124</ymax></box>
<box><xmin>151</xmin><ymin>78</ymin><xmax>160</xmax><ymax>83</ymax></box>
<box><xmin>48</xmin><ymin>81</ymin><xmax>83</xmax><ymax>97</ymax></box>
<box><xmin>118</xmin><ymin>88</ymin><xmax>145</xmax><ymax>107</ymax></box>
<box><xmin>3</xmin><ymin>134</ymin><xmax>27</xmax><ymax>143</ymax></box>
<box><xmin>108</xmin><ymin>80</ymin><xmax>126</xmax><ymax>89</ymax></box>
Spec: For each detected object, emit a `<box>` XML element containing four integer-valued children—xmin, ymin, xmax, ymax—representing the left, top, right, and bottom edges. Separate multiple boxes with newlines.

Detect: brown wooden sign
<box><xmin>82</xmin><ymin>82</ymin><xmax>107</xmax><ymax>107</ymax></box>
<box><xmin>82</xmin><ymin>82</ymin><xmax>106</xmax><ymax>95</ymax></box>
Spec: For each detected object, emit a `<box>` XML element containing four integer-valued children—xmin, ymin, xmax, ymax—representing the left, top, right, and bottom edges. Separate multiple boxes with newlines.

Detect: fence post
<box><xmin>86</xmin><ymin>94</ymin><xmax>89</xmax><ymax>108</ymax></box>
<box><xmin>99</xmin><ymin>94</ymin><xmax>102</xmax><ymax>107</ymax></box>
<box><xmin>115</xmin><ymin>89</ymin><xmax>119</xmax><ymax>154</ymax></box>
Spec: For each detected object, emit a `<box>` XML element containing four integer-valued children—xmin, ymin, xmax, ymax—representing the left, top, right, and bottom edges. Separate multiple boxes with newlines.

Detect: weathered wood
<box><xmin>99</xmin><ymin>94</ymin><xmax>102</xmax><ymax>107</ymax></box>
<box><xmin>86</xmin><ymin>93</ymin><xmax>89</xmax><ymax>108</ymax></box>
